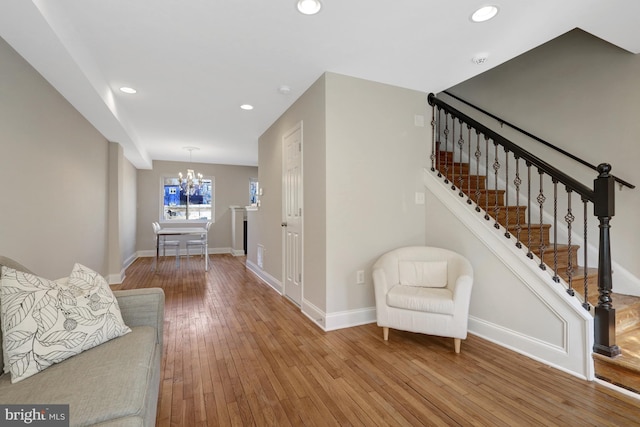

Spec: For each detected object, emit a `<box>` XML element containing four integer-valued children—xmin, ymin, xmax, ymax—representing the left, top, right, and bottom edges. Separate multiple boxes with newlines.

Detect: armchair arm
<box><xmin>114</xmin><ymin>288</ymin><xmax>165</xmax><ymax>348</ymax></box>
<box><xmin>451</xmin><ymin>274</ymin><xmax>473</xmax><ymax>317</ymax></box>
<box><xmin>373</xmin><ymin>267</ymin><xmax>392</xmax><ymax>322</ymax></box>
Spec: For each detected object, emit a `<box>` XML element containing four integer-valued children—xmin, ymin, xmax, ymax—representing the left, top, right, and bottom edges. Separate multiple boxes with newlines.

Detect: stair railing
<box><xmin>428</xmin><ymin>92</ymin><xmax>621</xmax><ymax>357</ymax></box>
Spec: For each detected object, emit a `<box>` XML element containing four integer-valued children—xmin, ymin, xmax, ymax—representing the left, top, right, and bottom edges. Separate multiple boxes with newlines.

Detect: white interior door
<box><xmin>282</xmin><ymin>123</ymin><xmax>303</xmax><ymax>306</ymax></box>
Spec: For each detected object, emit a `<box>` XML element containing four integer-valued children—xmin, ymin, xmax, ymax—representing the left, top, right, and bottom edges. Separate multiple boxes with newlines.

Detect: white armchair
<box><xmin>373</xmin><ymin>246</ymin><xmax>473</xmax><ymax>353</ymax></box>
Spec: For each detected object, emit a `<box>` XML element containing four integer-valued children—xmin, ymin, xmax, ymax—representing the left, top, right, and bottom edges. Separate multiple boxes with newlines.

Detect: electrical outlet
<box><xmin>356</xmin><ymin>270</ymin><xmax>365</xmax><ymax>284</ymax></box>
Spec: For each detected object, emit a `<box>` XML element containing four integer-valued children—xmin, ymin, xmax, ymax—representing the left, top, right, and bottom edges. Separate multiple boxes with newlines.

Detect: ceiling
<box><xmin>1</xmin><ymin>1</ymin><xmax>639</xmax><ymax>169</ymax></box>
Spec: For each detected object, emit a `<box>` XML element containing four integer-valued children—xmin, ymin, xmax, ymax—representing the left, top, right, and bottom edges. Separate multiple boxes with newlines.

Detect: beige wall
<box><xmin>324</xmin><ymin>73</ymin><xmax>429</xmax><ymax>313</ymax></box>
<box><xmin>253</xmin><ymin>74</ymin><xmax>327</xmax><ymax>310</ymax></box>
<box><xmin>446</xmin><ymin>28</ymin><xmax>640</xmax><ymax>284</ymax></box>
<box><xmin>254</xmin><ymin>72</ymin><xmax>429</xmax><ymax>321</ymax></box>
<box><xmin>0</xmin><ymin>36</ymin><xmax>110</xmax><ymax>279</ymax></box>
<box><xmin>136</xmin><ymin>160</ymin><xmax>258</xmax><ymax>253</ymax></box>
<box><xmin>107</xmin><ymin>142</ymin><xmax>138</xmax><ymax>281</ymax></box>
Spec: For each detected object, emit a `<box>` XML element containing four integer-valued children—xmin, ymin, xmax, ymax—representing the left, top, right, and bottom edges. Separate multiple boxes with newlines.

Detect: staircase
<box><xmin>437</xmin><ymin>149</ymin><xmax>640</xmax><ymax>393</ymax></box>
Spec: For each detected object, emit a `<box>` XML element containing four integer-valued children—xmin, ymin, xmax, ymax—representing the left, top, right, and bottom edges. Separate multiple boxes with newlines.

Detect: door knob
<box><xmin>281</xmin><ymin>222</ymin><xmax>288</xmax><ymax>227</ymax></box>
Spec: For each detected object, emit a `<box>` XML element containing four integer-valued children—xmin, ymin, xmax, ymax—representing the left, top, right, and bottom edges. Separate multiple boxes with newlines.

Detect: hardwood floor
<box><xmin>114</xmin><ymin>255</ymin><xmax>640</xmax><ymax>426</ymax></box>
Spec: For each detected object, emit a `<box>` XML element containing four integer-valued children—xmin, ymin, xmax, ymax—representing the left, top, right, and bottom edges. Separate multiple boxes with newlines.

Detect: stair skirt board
<box><xmin>424</xmin><ymin>168</ymin><xmax>595</xmax><ymax>380</ymax></box>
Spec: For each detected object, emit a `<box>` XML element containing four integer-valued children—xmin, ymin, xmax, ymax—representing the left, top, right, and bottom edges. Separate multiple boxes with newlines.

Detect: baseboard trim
<box><xmin>107</xmin><ymin>268</ymin><xmax>126</xmax><ymax>285</ymax></box>
<box><xmin>325</xmin><ymin>307</ymin><xmax>377</xmax><ymax>331</ymax></box>
<box><xmin>246</xmin><ymin>259</ymin><xmax>282</xmax><ymax>294</ymax></box>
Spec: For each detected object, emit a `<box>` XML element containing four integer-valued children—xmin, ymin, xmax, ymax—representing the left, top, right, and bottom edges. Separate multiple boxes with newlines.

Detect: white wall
<box><xmin>445</xmin><ymin>29</ymin><xmax>640</xmax><ymax>289</ymax></box>
<box><xmin>0</xmin><ymin>36</ymin><xmax>110</xmax><ymax>279</ymax></box>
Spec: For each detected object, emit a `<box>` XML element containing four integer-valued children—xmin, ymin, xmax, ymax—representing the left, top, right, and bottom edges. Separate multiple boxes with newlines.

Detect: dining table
<box><xmin>154</xmin><ymin>226</ymin><xmax>210</xmax><ymax>271</ymax></box>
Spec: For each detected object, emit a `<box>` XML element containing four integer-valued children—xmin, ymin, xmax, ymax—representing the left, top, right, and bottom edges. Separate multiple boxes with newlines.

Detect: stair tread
<box><xmin>594</xmin><ymin>326</ymin><xmax>640</xmax><ymax>371</ymax></box>
<box><xmin>612</xmin><ymin>293</ymin><xmax>640</xmax><ymax>310</ymax></box>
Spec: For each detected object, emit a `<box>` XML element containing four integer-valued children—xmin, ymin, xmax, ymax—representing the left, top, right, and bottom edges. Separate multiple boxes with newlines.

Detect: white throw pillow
<box><xmin>0</xmin><ymin>264</ymin><xmax>131</xmax><ymax>383</ymax></box>
<box><xmin>0</xmin><ymin>276</ymin><xmax>68</xmax><ymax>374</ymax></box>
<box><xmin>398</xmin><ymin>260</ymin><xmax>448</xmax><ymax>288</ymax></box>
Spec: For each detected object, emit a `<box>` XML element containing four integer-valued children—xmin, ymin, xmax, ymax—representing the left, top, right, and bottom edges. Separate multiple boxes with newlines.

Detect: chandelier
<box><xmin>178</xmin><ymin>147</ymin><xmax>204</xmax><ymax>220</ymax></box>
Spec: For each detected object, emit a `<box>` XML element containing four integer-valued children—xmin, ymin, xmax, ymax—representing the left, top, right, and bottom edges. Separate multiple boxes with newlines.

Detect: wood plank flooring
<box><xmin>114</xmin><ymin>255</ymin><xmax>640</xmax><ymax>426</ymax></box>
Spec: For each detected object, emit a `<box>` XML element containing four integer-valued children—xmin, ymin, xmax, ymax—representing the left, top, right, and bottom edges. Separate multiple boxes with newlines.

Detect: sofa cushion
<box><xmin>0</xmin><ymin>325</ymin><xmax>158</xmax><ymax>426</ymax></box>
<box><xmin>398</xmin><ymin>260</ymin><xmax>447</xmax><ymax>288</ymax></box>
<box><xmin>0</xmin><ymin>264</ymin><xmax>131</xmax><ymax>383</ymax></box>
<box><xmin>386</xmin><ymin>285</ymin><xmax>454</xmax><ymax>315</ymax></box>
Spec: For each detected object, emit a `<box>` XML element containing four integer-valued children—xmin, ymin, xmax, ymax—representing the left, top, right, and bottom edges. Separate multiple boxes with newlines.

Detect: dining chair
<box><xmin>152</xmin><ymin>222</ymin><xmax>180</xmax><ymax>267</ymax></box>
<box><xmin>186</xmin><ymin>221</ymin><xmax>212</xmax><ymax>260</ymax></box>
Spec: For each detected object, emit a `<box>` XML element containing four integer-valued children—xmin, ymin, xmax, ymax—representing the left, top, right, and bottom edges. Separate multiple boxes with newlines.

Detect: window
<box><xmin>161</xmin><ymin>176</ymin><xmax>214</xmax><ymax>222</ymax></box>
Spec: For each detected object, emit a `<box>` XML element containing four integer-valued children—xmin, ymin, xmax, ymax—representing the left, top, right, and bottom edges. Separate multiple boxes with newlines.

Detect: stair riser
<box><xmin>567</xmin><ymin>272</ymin><xmax>598</xmax><ymax>297</ymax></box>
<box><xmin>438</xmin><ymin>163</ymin><xmax>471</xmax><ymax>175</ymax></box>
<box><xmin>444</xmin><ymin>174</ymin><xmax>487</xmax><ymax>190</ymax></box>
<box><xmin>492</xmin><ymin>208</ymin><xmax>526</xmax><ymax>226</ymax></box>
<box><xmin>535</xmin><ymin>247</ymin><xmax>579</xmax><ymax>272</ymax></box>
<box><xmin>510</xmin><ymin>227</ymin><xmax>551</xmax><ymax>246</ymax></box>
<box><xmin>473</xmin><ymin>191</ymin><xmax>506</xmax><ymax>207</ymax></box>
<box><xmin>594</xmin><ymin>356</ymin><xmax>640</xmax><ymax>393</ymax></box>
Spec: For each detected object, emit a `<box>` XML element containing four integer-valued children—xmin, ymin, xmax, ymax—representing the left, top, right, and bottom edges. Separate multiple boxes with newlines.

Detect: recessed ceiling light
<box><xmin>119</xmin><ymin>86</ymin><xmax>137</xmax><ymax>94</ymax></box>
<box><xmin>471</xmin><ymin>5</ymin><xmax>499</xmax><ymax>23</ymax></box>
<box><xmin>278</xmin><ymin>85</ymin><xmax>291</xmax><ymax>95</ymax></box>
<box><xmin>297</xmin><ymin>0</ymin><xmax>322</xmax><ymax>15</ymax></box>
<box><xmin>472</xmin><ymin>54</ymin><xmax>489</xmax><ymax>64</ymax></box>
<box><xmin>240</xmin><ymin>104</ymin><xmax>254</xmax><ymax>110</ymax></box>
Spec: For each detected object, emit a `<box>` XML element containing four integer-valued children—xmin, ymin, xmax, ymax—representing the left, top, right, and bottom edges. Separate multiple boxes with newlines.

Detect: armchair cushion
<box><xmin>398</xmin><ymin>260</ymin><xmax>448</xmax><ymax>288</ymax></box>
<box><xmin>387</xmin><ymin>285</ymin><xmax>454</xmax><ymax>315</ymax></box>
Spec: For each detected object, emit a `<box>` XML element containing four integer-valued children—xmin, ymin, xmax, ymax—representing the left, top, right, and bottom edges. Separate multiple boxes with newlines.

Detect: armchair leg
<box><xmin>454</xmin><ymin>338</ymin><xmax>461</xmax><ymax>354</ymax></box>
<box><xmin>383</xmin><ymin>327</ymin><xmax>389</xmax><ymax>341</ymax></box>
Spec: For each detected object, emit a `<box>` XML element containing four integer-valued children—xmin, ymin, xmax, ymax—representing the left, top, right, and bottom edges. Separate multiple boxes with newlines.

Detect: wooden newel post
<box><xmin>593</xmin><ymin>163</ymin><xmax>621</xmax><ymax>357</ymax></box>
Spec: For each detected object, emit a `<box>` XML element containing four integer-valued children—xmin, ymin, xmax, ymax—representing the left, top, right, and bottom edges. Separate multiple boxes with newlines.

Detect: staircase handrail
<box><xmin>428</xmin><ymin>93</ymin><xmax>594</xmax><ymax>201</ymax></box>
<box><xmin>440</xmin><ymin>91</ymin><xmax>635</xmax><ymax>190</ymax></box>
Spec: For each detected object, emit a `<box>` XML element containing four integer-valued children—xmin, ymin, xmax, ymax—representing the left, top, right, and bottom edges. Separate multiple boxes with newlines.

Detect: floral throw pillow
<box><xmin>0</xmin><ymin>264</ymin><xmax>131</xmax><ymax>383</ymax></box>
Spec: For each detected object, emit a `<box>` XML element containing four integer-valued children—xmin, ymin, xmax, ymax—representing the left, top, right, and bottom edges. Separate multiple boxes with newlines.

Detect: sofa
<box><xmin>0</xmin><ymin>256</ymin><xmax>164</xmax><ymax>427</ymax></box>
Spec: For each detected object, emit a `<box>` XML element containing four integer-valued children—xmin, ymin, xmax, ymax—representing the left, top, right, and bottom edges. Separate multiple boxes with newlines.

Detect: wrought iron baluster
<box><xmin>475</xmin><ymin>131</ymin><xmax>482</xmax><ymax>212</ymax></box>
<box><xmin>457</xmin><ymin>119</ymin><xmax>465</xmax><ymax>195</ymax></box>
<box><xmin>583</xmin><ymin>199</ymin><xmax>590</xmax><ymax>310</ymax></box>
<box><xmin>526</xmin><ymin>162</ymin><xmax>533</xmax><ymax>259</ymax></box>
<box><xmin>430</xmin><ymin>104</ymin><xmax>436</xmax><ymax>172</ymax></box>
<box><xmin>537</xmin><ymin>171</ymin><xmax>547</xmax><ymax>270</ymax></box>
<box><xmin>514</xmin><ymin>157</ymin><xmax>523</xmax><ymax>248</ymax></box>
<box><xmin>443</xmin><ymin>112</ymin><xmax>450</xmax><ymax>183</ymax></box>
<box><xmin>467</xmin><ymin>125</ymin><xmax>472</xmax><ymax>204</ymax></box>
<box><xmin>504</xmin><ymin>148</ymin><xmax>510</xmax><ymax>238</ymax></box>
<box><xmin>484</xmin><ymin>136</ymin><xmax>490</xmax><ymax>221</ymax></box>
<box><xmin>450</xmin><ymin>117</ymin><xmax>456</xmax><ymax>189</ymax></box>
<box><xmin>436</xmin><ymin>108</ymin><xmax>442</xmax><ymax>176</ymax></box>
<box><xmin>552</xmin><ymin>180</ymin><xmax>559</xmax><ymax>282</ymax></box>
<box><xmin>565</xmin><ymin>189</ymin><xmax>575</xmax><ymax>296</ymax></box>
<box><xmin>493</xmin><ymin>142</ymin><xmax>501</xmax><ymax>229</ymax></box>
